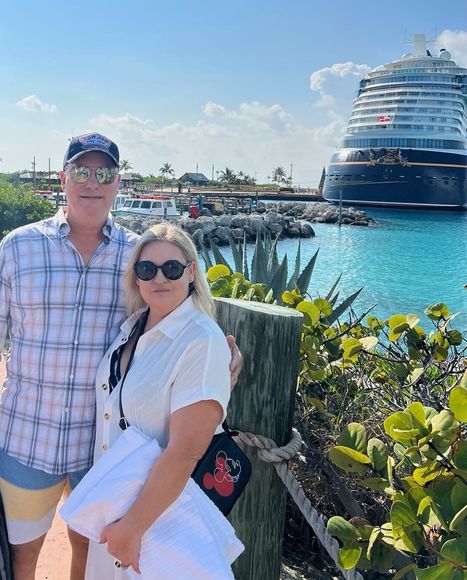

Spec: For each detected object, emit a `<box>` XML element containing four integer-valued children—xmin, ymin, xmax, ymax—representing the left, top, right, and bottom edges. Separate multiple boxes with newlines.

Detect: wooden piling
<box><xmin>215</xmin><ymin>298</ymin><xmax>303</xmax><ymax>580</ymax></box>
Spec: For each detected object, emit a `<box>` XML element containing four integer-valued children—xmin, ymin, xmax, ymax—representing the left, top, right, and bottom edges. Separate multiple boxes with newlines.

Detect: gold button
<box><xmin>104</xmin><ymin>413</ymin><xmax>110</xmax><ymax>420</ymax></box>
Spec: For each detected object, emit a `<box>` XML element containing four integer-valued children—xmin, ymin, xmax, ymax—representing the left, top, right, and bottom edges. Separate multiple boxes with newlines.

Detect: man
<box><xmin>0</xmin><ymin>133</ymin><xmax>241</xmax><ymax>580</ymax></box>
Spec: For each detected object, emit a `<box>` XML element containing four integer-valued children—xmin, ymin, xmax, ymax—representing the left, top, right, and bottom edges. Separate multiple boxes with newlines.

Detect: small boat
<box><xmin>112</xmin><ymin>195</ymin><xmax>179</xmax><ymax>218</ymax></box>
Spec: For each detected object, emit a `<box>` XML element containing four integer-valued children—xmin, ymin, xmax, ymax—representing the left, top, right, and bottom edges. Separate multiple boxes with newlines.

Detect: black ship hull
<box><xmin>323</xmin><ymin>148</ymin><xmax>467</xmax><ymax>210</ymax></box>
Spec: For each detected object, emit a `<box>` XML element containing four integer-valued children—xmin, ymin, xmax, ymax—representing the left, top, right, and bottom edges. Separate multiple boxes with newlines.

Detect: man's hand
<box><xmin>226</xmin><ymin>335</ymin><xmax>243</xmax><ymax>390</ymax></box>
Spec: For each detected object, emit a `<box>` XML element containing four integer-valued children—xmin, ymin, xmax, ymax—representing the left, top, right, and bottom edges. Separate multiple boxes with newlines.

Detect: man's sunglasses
<box><xmin>134</xmin><ymin>260</ymin><xmax>192</xmax><ymax>281</ymax></box>
<box><xmin>66</xmin><ymin>165</ymin><xmax>119</xmax><ymax>184</ymax></box>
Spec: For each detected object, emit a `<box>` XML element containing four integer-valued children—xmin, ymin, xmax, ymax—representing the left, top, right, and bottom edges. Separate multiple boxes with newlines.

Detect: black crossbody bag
<box><xmin>117</xmin><ymin>311</ymin><xmax>251</xmax><ymax>516</ymax></box>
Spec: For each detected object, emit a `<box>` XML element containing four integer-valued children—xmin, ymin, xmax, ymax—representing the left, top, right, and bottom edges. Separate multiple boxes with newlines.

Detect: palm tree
<box><xmin>219</xmin><ymin>167</ymin><xmax>236</xmax><ymax>185</ymax></box>
<box><xmin>159</xmin><ymin>162</ymin><xmax>175</xmax><ymax>183</ymax></box>
<box><xmin>119</xmin><ymin>159</ymin><xmax>133</xmax><ymax>173</ymax></box>
<box><xmin>272</xmin><ymin>166</ymin><xmax>287</xmax><ymax>184</ymax></box>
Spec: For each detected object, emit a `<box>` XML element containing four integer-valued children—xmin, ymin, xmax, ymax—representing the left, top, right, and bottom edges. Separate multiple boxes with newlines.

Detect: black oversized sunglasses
<box><xmin>134</xmin><ymin>259</ymin><xmax>192</xmax><ymax>281</ymax></box>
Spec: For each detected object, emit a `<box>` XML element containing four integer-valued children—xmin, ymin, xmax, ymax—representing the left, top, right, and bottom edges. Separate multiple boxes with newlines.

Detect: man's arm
<box><xmin>0</xmin><ymin>240</ymin><xmax>11</xmax><ymax>362</ymax></box>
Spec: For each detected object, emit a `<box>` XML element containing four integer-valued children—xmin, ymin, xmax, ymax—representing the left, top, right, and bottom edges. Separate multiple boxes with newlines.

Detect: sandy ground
<box><xmin>1</xmin><ymin>361</ymin><xmax>71</xmax><ymax>579</ymax></box>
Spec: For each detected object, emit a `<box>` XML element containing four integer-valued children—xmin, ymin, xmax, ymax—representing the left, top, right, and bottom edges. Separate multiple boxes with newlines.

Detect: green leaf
<box><xmin>407</xmin><ymin>402</ymin><xmax>427</xmax><ymax>430</ymax></box>
<box><xmin>413</xmin><ymin>463</ymin><xmax>444</xmax><ymax>485</ymax></box>
<box><xmin>338</xmin><ymin>545</ymin><xmax>362</xmax><ymax>569</ymax></box>
<box><xmin>367</xmin><ymin>438</ymin><xmax>389</xmax><ymax>472</ymax></box>
<box><xmin>358</xmin><ymin>477</ymin><xmax>395</xmax><ymax>494</ymax></box>
<box><xmin>206</xmin><ymin>264</ymin><xmax>231</xmax><ymax>282</ymax></box>
<box><xmin>453</xmin><ymin>440</ymin><xmax>467</xmax><ymax>470</ymax></box>
<box><xmin>424</xmin><ymin>302</ymin><xmax>450</xmax><ymax>320</ymax></box>
<box><xmin>449</xmin><ymin>386</ymin><xmax>467</xmax><ymax>422</ymax></box>
<box><xmin>446</xmin><ymin>329</ymin><xmax>463</xmax><ymax>346</ymax></box>
<box><xmin>342</xmin><ymin>337</ymin><xmax>363</xmax><ymax>361</ymax></box>
<box><xmin>329</xmin><ymin>445</ymin><xmax>371</xmax><ymax>473</ymax></box>
<box><xmin>440</xmin><ymin>537</ymin><xmax>467</xmax><ymax>565</ymax></box>
<box><xmin>450</xmin><ymin>503</ymin><xmax>467</xmax><ymax>531</ymax></box>
<box><xmin>338</xmin><ymin>423</ymin><xmax>367</xmax><ymax>454</ymax></box>
<box><xmin>313</xmin><ymin>297</ymin><xmax>333</xmax><ymax>317</ymax></box>
<box><xmin>209</xmin><ymin>278</ymin><xmax>232</xmax><ymax>297</ymax></box>
<box><xmin>327</xmin><ymin>516</ymin><xmax>360</xmax><ymax>541</ymax></box>
<box><xmin>415</xmin><ymin>563</ymin><xmax>459</xmax><ymax>580</ymax></box>
<box><xmin>296</xmin><ymin>300</ymin><xmax>320</xmax><ymax>326</ymax></box>
<box><xmin>391</xmin><ymin>500</ymin><xmax>423</xmax><ymax>552</ymax></box>
<box><xmin>286</xmin><ymin>238</ymin><xmax>301</xmax><ymax>291</ymax></box>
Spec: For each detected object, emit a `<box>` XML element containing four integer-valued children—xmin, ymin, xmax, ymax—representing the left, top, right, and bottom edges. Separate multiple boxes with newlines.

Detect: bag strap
<box><xmin>118</xmin><ymin>309</ymin><xmax>149</xmax><ymax>430</ymax></box>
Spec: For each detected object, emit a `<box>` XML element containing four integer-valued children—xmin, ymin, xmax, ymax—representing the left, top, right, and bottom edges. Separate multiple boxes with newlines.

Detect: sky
<box><xmin>1</xmin><ymin>0</ymin><xmax>466</xmax><ymax>186</ymax></box>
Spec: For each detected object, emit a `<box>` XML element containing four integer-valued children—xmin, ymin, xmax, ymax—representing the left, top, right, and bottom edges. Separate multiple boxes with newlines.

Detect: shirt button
<box><xmin>69</xmin><ymin>375</ymin><xmax>74</xmax><ymax>380</ymax></box>
<box><xmin>73</xmin><ymin>340</ymin><xmax>79</xmax><ymax>345</ymax></box>
<box><xmin>104</xmin><ymin>413</ymin><xmax>110</xmax><ymax>420</ymax></box>
<box><xmin>102</xmin><ymin>384</ymin><xmax>108</xmax><ymax>390</ymax></box>
<box><xmin>102</xmin><ymin>444</ymin><xmax>108</xmax><ymax>451</ymax></box>
<box><xmin>79</xmin><ymin>306</ymin><xmax>83</xmax><ymax>311</ymax></box>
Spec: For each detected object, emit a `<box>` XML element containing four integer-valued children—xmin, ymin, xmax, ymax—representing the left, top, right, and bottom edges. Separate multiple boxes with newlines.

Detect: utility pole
<box><xmin>290</xmin><ymin>163</ymin><xmax>294</xmax><ymax>186</ymax></box>
<box><xmin>32</xmin><ymin>157</ymin><xmax>36</xmax><ymax>189</ymax></box>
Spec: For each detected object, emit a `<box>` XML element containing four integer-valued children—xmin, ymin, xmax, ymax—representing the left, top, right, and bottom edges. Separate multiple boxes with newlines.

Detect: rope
<box><xmin>235</xmin><ymin>429</ymin><xmax>365</xmax><ymax>580</ymax></box>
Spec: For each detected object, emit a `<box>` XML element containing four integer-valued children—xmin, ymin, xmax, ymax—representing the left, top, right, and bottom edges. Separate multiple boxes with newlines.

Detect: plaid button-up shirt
<box><xmin>0</xmin><ymin>209</ymin><xmax>139</xmax><ymax>474</ymax></box>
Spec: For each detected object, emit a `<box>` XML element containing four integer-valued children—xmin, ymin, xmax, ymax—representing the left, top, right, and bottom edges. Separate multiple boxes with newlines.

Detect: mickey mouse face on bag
<box><xmin>202</xmin><ymin>451</ymin><xmax>242</xmax><ymax>497</ymax></box>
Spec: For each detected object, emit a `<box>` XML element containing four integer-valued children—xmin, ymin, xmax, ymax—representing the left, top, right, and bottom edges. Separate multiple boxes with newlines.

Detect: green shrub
<box><xmin>0</xmin><ymin>184</ymin><xmax>55</xmax><ymax>238</ymax></box>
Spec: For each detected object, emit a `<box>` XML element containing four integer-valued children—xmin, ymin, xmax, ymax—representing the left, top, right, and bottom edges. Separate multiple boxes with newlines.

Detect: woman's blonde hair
<box><xmin>124</xmin><ymin>222</ymin><xmax>214</xmax><ymax>318</ymax></box>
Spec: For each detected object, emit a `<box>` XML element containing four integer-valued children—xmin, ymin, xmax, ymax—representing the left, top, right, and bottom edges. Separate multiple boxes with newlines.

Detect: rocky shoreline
<box><xmin>114</xmin><ymin>202</ymin><xmax>372</xmax><ymax>247</ymax></box>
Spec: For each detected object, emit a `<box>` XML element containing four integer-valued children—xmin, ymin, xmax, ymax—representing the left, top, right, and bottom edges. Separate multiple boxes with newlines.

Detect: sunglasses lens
<box><xmin>161</xmin><ymin>260</ymin><xmax>185</xmax><ymax>280</ymax></box>
<box><xmin>95</xmin><ymin>167</ymin><xmax>117</xmax><ymax>184</ymax></box>
<box><xmin>134</xmin><ymin>261</ymin><xmax>157</xmax><ymax>281</ymax></box>
<box><xmin>69</xmin><ymin>166</ymin><xmax>90</xmax><ymax>183</ymax></box>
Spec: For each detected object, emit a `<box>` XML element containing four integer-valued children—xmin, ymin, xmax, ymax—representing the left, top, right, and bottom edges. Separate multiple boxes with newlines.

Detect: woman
<box><xmin>63</xmin><ymin>223</ymin><xmax>243</xmax><ymax>578</ymax></box>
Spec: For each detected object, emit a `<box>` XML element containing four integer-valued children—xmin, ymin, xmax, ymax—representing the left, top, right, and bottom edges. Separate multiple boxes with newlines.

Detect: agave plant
<box><xmin>197</xmin><ymin>229</ymin><xmax>362</xmax><ymax>313</ymax></box>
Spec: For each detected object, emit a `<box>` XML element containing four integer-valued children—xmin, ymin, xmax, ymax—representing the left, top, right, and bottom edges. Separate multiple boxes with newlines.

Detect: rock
<box><xmin>265</xmin><ymin>222</ymin><xmax>283</xmax><ymax>236</ymax></box>
<box><xmin>231</xmin><ymin>215</ymin><xmax>249</xmax><ymax>228</ymax></box>
<box><xmin>216</xmin><ymin>215</ymin><xmax>232</xmax><ymax>228</ymax></box>
<box><xmin>300</xmin><ymin>223</ymin><xmax>315</xmax><ymax>237</ymax></box>
<box><xmin>211</xmin><ymin>226</ymin><xmax>231</xmax><ymax>245</ymax></box>
<box><xmin>196</xmin><ymin>216</ymin><xmax>216</xmax><ymax>234</ymax></box>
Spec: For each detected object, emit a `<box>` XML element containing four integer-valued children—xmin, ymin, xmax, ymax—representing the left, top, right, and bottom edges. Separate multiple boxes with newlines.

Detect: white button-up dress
<box><xmin>82</xmin><ymin>296</ymin><xmax>236</xmax><ymax>579</ymax></box>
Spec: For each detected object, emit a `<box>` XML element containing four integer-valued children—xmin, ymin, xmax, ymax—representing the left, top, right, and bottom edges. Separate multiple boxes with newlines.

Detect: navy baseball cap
<box><xmin>63</xmin><ymin>133</ymin><xmax>119</xmax><ymax>169</ymax></box>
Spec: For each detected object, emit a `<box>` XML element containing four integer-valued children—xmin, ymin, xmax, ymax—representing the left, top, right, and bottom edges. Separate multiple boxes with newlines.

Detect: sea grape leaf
<box><xmin>367</xmin><ymin>438</ymin><xmax>388</xmax><ymax>472</ymax></box>
<box><xmin>329</xmin><ymin>445</ymin><xmax>371</xmax><ymax>473</ymax></box>
<box><xmin>206</xmin><ymin>264</ymin><xmax>231</xmax><ymax>282</ymax></box>
<box><xmin>327</xmin><ymin>516</ymin><xmax>360</xmax><ymax>542</ymax></box>
<box><xmin>449</xmin><ymin>386</ymin><xmax>467</xmax><ymax>422</ymax></box>
<box><xmin>338</xmin><ymin>545</ymin><xmax>362</xmax><ymax>569</ymax></box>
<box><xmin>453</xmin><ymin>440</ymin><xmax>467</xmax><ymax>470</ymax></box>
<box><xmin>424</xmin><ymin>302</ymin><xmax>450</xmax><ymax>320</ymax></box>
<box><xmin>415</xmin><ymin>563</ymin><xmax>459</xmax><ymax>580</ymax></box>
<box><xmin>338</xmin><ymin>422</ymin><xmax>367</xmax><ymax>454</ymax></box>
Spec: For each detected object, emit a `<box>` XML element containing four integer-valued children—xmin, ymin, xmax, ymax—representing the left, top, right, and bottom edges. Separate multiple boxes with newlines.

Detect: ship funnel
<box><xmin>438</xmin><ymin>48</ymin><xmax>451</xmax><ymax>60</ymax></box>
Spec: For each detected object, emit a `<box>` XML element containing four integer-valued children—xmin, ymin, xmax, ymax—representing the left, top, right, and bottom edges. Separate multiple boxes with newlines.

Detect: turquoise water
<box><xmin>212</xmin><ymin>208</ymin><xmax>467</xmax><ymax>332</ymax></box>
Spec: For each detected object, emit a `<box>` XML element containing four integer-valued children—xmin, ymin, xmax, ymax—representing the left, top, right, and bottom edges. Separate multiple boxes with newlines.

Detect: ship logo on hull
<box><xmin>365</xmin><ymin>148</ymin><xmax>411</xmax><ymax>167</ymax></box>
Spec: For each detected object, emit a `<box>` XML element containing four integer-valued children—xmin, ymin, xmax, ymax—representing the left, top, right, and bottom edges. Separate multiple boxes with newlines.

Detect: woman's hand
<box><xmin>99</xmin><ymin>518</ymin><xmax>142</xmax><ymax>574</ymax></box>
<box><xmin>226</xmin><ymin>335</ymin><xmax>243</xmax><ymax>389</ymax></box>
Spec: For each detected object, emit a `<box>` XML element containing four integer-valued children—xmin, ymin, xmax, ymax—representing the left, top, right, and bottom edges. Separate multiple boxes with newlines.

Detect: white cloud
<box><xmin>436</xmin><ymin>30</ymin><xmax>467</xmax><ymax>67</ymax></box>
<box><xmin>309</xmin><ymin>61</ymin><xmax>371</xmax><ymax>115</ymax></box>
<box><xmin>16</xmin><ymin>95</ymin><xmax>57</xmax><ymax>113</ymax></box>
<box><xmin>89</xmin><ymin>101</ymin><xmax>344</xmax><ymax>186</ymax></box>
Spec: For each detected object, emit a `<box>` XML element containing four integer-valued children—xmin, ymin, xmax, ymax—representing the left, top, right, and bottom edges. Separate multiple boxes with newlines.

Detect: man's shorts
<box><xmin>0</xmin><ymin>449</ymin><xmax>89</xmax><ymax>544</ymax></box>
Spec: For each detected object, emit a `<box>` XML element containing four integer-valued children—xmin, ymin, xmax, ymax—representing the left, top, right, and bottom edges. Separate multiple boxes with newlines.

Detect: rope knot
<box><xmin>235</xmin><ymin>428</ymin><xmax>303</xmax><ymax>463</ymax></box>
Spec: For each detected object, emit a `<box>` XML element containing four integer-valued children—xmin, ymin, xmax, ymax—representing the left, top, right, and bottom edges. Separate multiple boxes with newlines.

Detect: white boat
<box><xmin>112</xmin><ymin>195</ymin><xmax>180</xmax><ymax>218</ymax></box>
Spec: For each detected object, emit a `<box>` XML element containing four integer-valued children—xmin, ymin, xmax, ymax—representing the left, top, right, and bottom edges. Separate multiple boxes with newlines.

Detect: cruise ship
<box><xmin>323</xmin><ymin>34</ymin><xmax>467</xmax><ymax>210</ymax></box>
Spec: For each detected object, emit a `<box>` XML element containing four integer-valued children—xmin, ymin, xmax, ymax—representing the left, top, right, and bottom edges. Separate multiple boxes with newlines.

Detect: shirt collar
<box><xmin>52</xmin><ymin>207</ymin><xmax>115</xmax><ymax>241</ymax></box>
<box><xmin>121</xmin><ymin>296</ymin><xmax>199</xmax><ymax>340</ymax></box>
